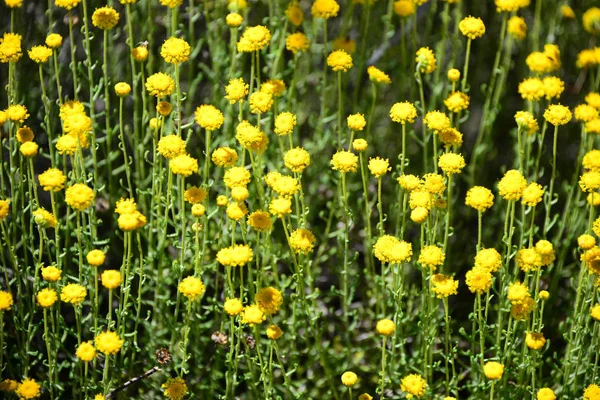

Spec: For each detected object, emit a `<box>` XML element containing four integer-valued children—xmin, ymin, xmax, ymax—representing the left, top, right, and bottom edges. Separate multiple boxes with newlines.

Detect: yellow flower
<box><xmin>525</xmin><ymin>331</ymin><xmax>546</xmax><ymax>350</ymax></box>
<box><xmin>28</xmin><ymin>45</ymin><xmax>52</xmax><ymax>63</ymax></box>
<box><xmin>224</xmin><ymin>298</ymin><xmax>243</xmax><ymax>315</ymax></box>
<box><xmin>411</xmin><ymin>207</ymin><xmax>429</xmax><ymax>223</ymax></box>
<box><xmin>327</xmin><ymin>50</ymin><xmax>353</xmax><ymax>72</ymax></box>
<box><xmin>447</xmin><ymin>68</ymin><xmax>461</xmax><ymax>82</ymax></box>
<box><xmin>225</xmin><ymin>78</ymin><xmax>249</xmax><ymax>104</ymax></box>
<box><xmin>537</xmin><ymin>388</ymin><xmax>556</xmax><ymax>400</ymax></box>
<box><xmin>45</xmin><ymin>33</ymin><xmax>63</xmax><ymax>49</ymax></box>
<box><xmin>161</xmin><ymin>36</ymin><xmax>190</xmax><ymax>64</ymax></box>
<box><xmin>236</xmin><ymin>121</ymin><xmax>269</xmax><ymax>154</ymax></box>
<box><xmin>60</xmin><ymin>283</ymin><xmax>87</xmax><ymax>305</ymax></box>
<box><xmin>289</xmin><ymin>228</ymin><xmax>317</xmax><ymax>254</ymax></box>
<box><xmin>249</xmin><ymin>91</ymin><xmax>273</xmax><ymax>114</ymax></box>
<box><xmin>15</xmin><ymin>378</ymin><xmax>41</xmax><ymax>399</ymax></box>
<box><xmin>162</xmin><ymin>377</ymin><xmax>188</xmax><ymax>400</ymax></box>
<box><xmin>561</xmin><ymin>5</ymin><xmax>575</xmax><ymax>19</ymax></box>
<box><xmin>178</xmin><ymin>276</ymin><xmax>206</xmax><ymax>301</ymax></box>
<box><xmin>536</xmin><ymin>239</ymin><xmax>555</xmax><ymax>266</ymax></box>
<box><xmin>474</xmin><ymin>248</ymin><xmax>502</xmax><ymax>272</ymax></box>
<box><xmin>579</xmin><ymin>234</ymin><xmax>597</xmax><ymax>250</ymax></box>
<box><xmin>241</xmin><ymin>304</ymin><xmax>265</xmax><ymax>325</ymax></box>
<box><xmin>544</xmin><ymin>104</ymin><xmax>571</xmax><ymax>126</ymax></box>
<box><xmin>444</xmin><ymin>91</ymin><xmax>469</xmax><ymax>113</ymax></box>
<box><xmin>507</xmin><ymin>281</ymin><xmax>531</xmax><ymax>304</ymax></box>
<box><xmin>431</xmin><ymin>274</ymin><xmax>459</xmax><ymax>298</ymax></box>
<box><xmin>368</xmin><ymin>157</ymin><xmax>391</xmax><ymax>178</ymax></box>
<box><xmin>353</xmin><ymin>139</ymin><xmax>368</xmax><ymax>152</ymax></box>
<box><xmin>195</xmin><ymin>104</ymin><xmax>224</xmax><ymax>130</ymax></box>
<box><xmin>583</xmin><ymin>7</ymin><xmax>600</xmax><ymax>34</ymax></box>
<box><xmin>33</xmin><ymin>207</ymin><xmax>57</xmax><ymax>228</ymax></box>
<box><xmin>483</xmin><ymin>361</ymin><xmax>504</xmax><ymax>380</ymax></box>
<box><xmin>284</xmin><ymin>147</ymin><xmax>311</xmax><ymax>173</ymax></box>
<box><xmin>248</xmin><ymin>211</ymin><xmax>273</xmax><ymax>232</ymax></box>
<box><xmin>87</xmin><ymin>249</ymin><xmax>106</xmax><ymax>267</ymax></box>
<box><xmin>401</xmin><ymin>373</ymin><xmax>427</xmax><ymax>398</ymax></box>
<box><xmin>170</xmin><ymin>154</ymin><xmax>199</xmax><ymax>177</ymax></box>
<box><xmin>286</xmin><ymin>2</ymin><xmax>304</xmax><ymax>26</ymax></box>
<box><xmin>465</xmin><ymin>186</ymin><xmax>494</xmax><ymax>212</ymax></box>
<box><xmin>255</xmin><ymin>287</ymin><xmax>283</xmax><ymax>315</ymax></box>
<box><xmin>373</xmin><ymin>235</ymin><xmax>412</xmax><ymax>264</ymax></box>
<box><xmin>36</xmin><ymin>288</ymin><xmax>57</xmax><ymax>308</ymax></box>
<box><xmin>4</xmin><ymin>0</ymin><xmax>22</xmax><ymax>8</ymax></box>
<box><xmin>146</xmin><ymin>72</ymin><xmax>175</xmax><ymax>98</ymax></box>
<box><xmin>580</xmin><ymin>171</ymin><xmax>600</xmax><ymax>192</ymax></box>
<box><xmin>367</xmin><ymin>65</ymin><xmax>391</xmax><ymax>84</ymax></box>
<box><xmin>341</xmin><ymin>371</ymin><xmax>358</xmax><ymax>387</ymax></box>
<box><xmin>424</xmin><ymin>111</ymin><xmax>450</xmax><ymax>132</ymax></box>
<box><xmin>415</xmin><ymin>47</ymin><xmax>436</xmax><ymax>74</ymax></box>
<box><xmin>101</xmin><ymin>270</ymin><xmax>122</xmax><ymax>290</ymax></box>
<box><xmin>16</xmin><ymin>126</ymin><xmax>33</xmax><ymax>143</ymax></box>
<box><xmin>516</xmin><ymin>248</ymin><xmax>543</xmax><ymax>272</ymax></box>
<box><xmin>20</xmin><ymin>142</ymin><xmax>38</xmax><ymax>157</ymax></box>
<box><xmin>359</xmin><ymin>394</ymin><xmax>374</xmax><ymax>400</ymax></box>
<box><xmin>41</xmin><ymin>265</ymin><xmax>62</xmax><ymax>282</ymax></box>
<box><xmin>466</xmin><ymin>267</ymin><xmax>492</xmax><ymax>293</ymax></box>
<box><xmin>117</xmin><ymin>211</ymin><xmax>147</xmax><ymax>231</ymax></box>
<box><xmin>114</xmin><ymin>82</ymin><xmax>131</xmax><ymax>97</ymax></box>
<box><xmin>54</xmin><ymin>0</ymin><xmax>81</xmax><ymax>8</ymax></box>
<box><xmin>76</xmin><ymin>341</ymin><xmax>97</xmax><ymax>362</ymax></box>
<box><xmin>390</xmin><ymin>102</ymin><xmax>417</xmax><ymax>124</ymax></box>
<box><xmin>575</xmin><ymin>104</ymin><xmax>599</xmax><ymax>122</ymax></box>
<box><xmin>591</xmin><ymin>303</ymin><xmax>600</xmax><ymax>321</ymax></box>
<box><xmin>518</xmin><ymin>78</ymin><xmax>545</xmax><ymax>101</ymax></box>
<box><xmin>376</xmin><ymin>318</ymin><xmax>395</xmax><ymax>336</ymax></box>
<box><xmin>331</xmin><ymin>151</ymin><xmax>358</xmax><ymax>173</ymax></box>
<box><xmin>498</xmin><ymin>169</ymin><xmax>527</xmax><ymax>200</ymax></box>
<box><xmin>261</xmin><ymin>79</ymin><xmax>286</xmax><ymax>97</ymax></box>
<box><xmin>226</xmin><ymin>201</ymin><xmax>248</xmax><ymax>221</ymax></box>
<box><xmin>269</xmin><ymin>197</ymin><xmax>292</xmax><ymax>218</ymax></box>
<box><xmin>183</xmin><ymin>186</ymin><xmax>207</xmax><ymax>205</ymax></box>
<box><xmin>423</xmin><ymin>174</ymin><xmax>446</xmax><ymax>195</ymax></box>
<box><xmin>274</xmin><ymin>112</ymin><xmax>297</xmax><ymax>135</ymax></box>
<box><xmin>0</xmin><ymin>32</ymin><xmax>22</xmax><ymax>63</ymax></box>
<box><xmin>508</xmin><ymin>16</ymin><xmax>527</xmax><ymax>40</ymax></box>
<box><xmin>7</xmin><ymin>104</ymin><xmax>28</xmax><ymax>122</ymax></box>
<box><xmin>237</xmin><ymin>25</ymin><xmax>271</xmax><ymax>52</ymax></box>
<box><xmin>459</xmin><ymin>16</ymin><xmax>486</xmax><ymax>39</ymax></box>
<box><xmin>0</xmin><ymin>199</ymin><xmax>9</xmax><ymax>221</ymax></box>
<box><xmin>393</xmin><ymin>0</ymin><xmax>415</xmax><ymax>17</ymax></box>
<box><xmin>586</xmin><ymin>118</ymin><xmax>600</xmax><ymax>134</ymax></box>
<box><xmin>131</xmin><ymin>46</ymin><xmax>149</xmax><ymax>61</ymax></box>
<box><xmin>515</xmin><ymin>111</ymin><xmax>539</xmax><ymax>134</ymax></box>
<box><xmin>157</xmin><ymin>135</ymin><xmax>186</xmax><ymax>159</ymax></box>
<box><xmin>65</xmin><ymin>184</ymin><xmax>95</xmax><ymax>211</ymax></box>
<box><xmin>286</xmin><ymin>32</ymin><xmax>310</xmax><ymax>54</ymax></box>
<box><xmin>191</xmin><ymin>204</ymin><xmax>205</xmax><ymax>217</ymax></box>
<box><xmin>438</xmin><ymin>153</ymin><xmax>465</xmax><ymax>175</ymax></box>
<box><xmin>95</xmin><ymin>331</ymin><xmax>124</xmax><ymax>355</ymax></box>
<box><xmin>542</xmin><ymin>76</ymin><xmax>564</xmax><ymax>100</ymax></box>
<box><xmin>311</xmin><ymin>0</ymin><xmax>340</xmax><ymax>19</ymax></box>
<box><xmin>0</xmin><ymin>378</ymin><xmax>18</xmax><ymax>392</ymax></box>
<box><xmin>160</xmin><ymin>0</ymin><xmax>183</xmax><ymax>8</ymax></box>
<box><xmin>216</xmin><ymin>244</ymin><xmax>254</xmax><ymax>267</ymax></box>
<box><xmin>418</xmin><ymin>245</ymin><xmax>445</xmax><ymax>270</ymax></box>
<box><xmin>495</xmin><ymin>0</ymin><xmax>529</xmax><ymax>13</ymax></box>
<box><xmin>266</xmin><ymin>324</ymin><xmax>283</xmax><ymax>340</ymax></box>
<box><xmin>521</xmin><ymin>182</ymin><xmax>544</xmax><ymax>207</ymax></box>
<box><xmin>226</xmin><ymin>12</ymin><xmax>243</xmax><ymax>28</ymax></box>
<box><xmin>347</xmin><ymin>113</ymin><xmax>366</xmax><ymax>131</ymax></box>
<box><xmin>92</xmin><ymin>6</ymin><xmax>120</xmax><ymax>30</ymax></box>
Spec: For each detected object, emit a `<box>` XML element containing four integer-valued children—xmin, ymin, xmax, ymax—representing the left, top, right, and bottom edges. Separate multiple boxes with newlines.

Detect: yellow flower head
<box><xmin>65</xmin><ymin>184</ymin><xmax>95</xmax><ymax>211</ymax></box>
<box><xmin>41</xmin><ymin>265</ymin><xmax>62</xmax><ymax>282</ymax></box>
<box><xmin>60</xmin><ymin>283</ymin><xmax>87</xmax><ymax>305</ymax></box>
<box><xmin>459</xmin><ymin>16</ymin><xmax>486</xmax><ymax>39</ymax></box>
<box><xmin>131</xmin><ymin>46</ymin><xmax>149</xmax><ymax>61</ymax></box>
<box><xmin>87</xmin><ymin>249</ymin><xmax>106</xmax><ymax>267</ymax></box>
<box><xmin>516</xmin><ymin>247</ymin><xmax>543</xmax><ymax>272</ymax></box>
<box><xmin>46</xmin><ymin>33</ymin><xmax>63</xmax><ymax>49</ymax></box>
<box><xmin>226</xmin><ymin>12</ymin><xmax>243</xmax><ymax>28</ymax></box>
<box><xmin>286</xmin><ymin>32</ymin><xmax>310</xmax><ymax>54</ymax></box>
<box><xmin>289</xmin><ymin>228</ymin><xmax>317</xmax><ymax>254</ymax></box>
<box><xmin>466</xmin><ymin>186</ymin><xmax>494</xmax><ymax>212</ymax></box>
<box><xmin>447</xmin><ymin>68</ymin><xmax>461</xmax><ymax>82</ymax></box>
<box><xmin>579</xmin><ymin>234</ymin><xmax>597</xmax><ymax>250</ymax></box>
<box><xmin>224</xmin><ymin>298</ymin><xmax>243</xmax><ymax>316</ymax></box>
<box><xmin>376</xmin><ymin>318</ymin><xmax>396</xmax><ymax>336</ymax></box>
<box><xmin>341</xmin><ymin>371</ymin><xmax>358</xmax><ymax>387</ymax></box>
<box><xmin>439</xmin><ymin>153</ymin><xmax>465</xmax><ymax>175</ymax></box>
<box><xmin>394</xmin><ymin>0</ymin><xmax>415</xmax><ymax>17</ymax></box>
<box><xmin>266</xmin><ymin>324</ymin><xmax>283</xmax><ymax>340</ymax></box>
<box><xmin>225</xmin><ymin>78</ymin><xmax>249</xmax><ymax>104</ymax></box>
<box><xmin>498</xmin><ymin>169</ymin><xmax>527</xmax><ymax>200</ymax></box>
<box><xmin>237</xmin><ymin>26</ymin><xmax>271</xmax><ymax>52</ymax></box>
<box><xmin>353</xmin><ymin>138</ymin><xmax>368</xmax><ymax>152</ymax></box>
<box><xmin>162</xmin><ymin>377</ymin><xmax>188</xmax><ymax>400</ymax></box>
<box><xmin>28</xmin><ymin>45</ymin><xmax>52</xmax><ymax>63</ymax></box>
<box><xmin>444</xmin><ymin>91</ymin><xmax>470</xmax><ymax>113</ymax></box>
<box><xmin>373</xmin><ymin>235</ymin><xmax>413</xmax><ymax>264</ymax></box>
<box><xmin>431</xmin><ymin>274</ymin><xmax>459</xmax><ymax>298</ymax></box>
<box><xmin>544</xmin><ymin>104</ymin><xmax>572</xmax><ymax>126</ymax></box>
<box><xmin>101</xmin><ymin>270</ymin><xmax>122</xmax><ymax>290</ymax></box>
<box><xmin>0</xmin><ymin>290</ymin><xmax>13</xmax><ymax>311</ymax></box>
<box><xmin>424</xmin><ymin>111</ymin><xmax>450</xmax><ymax>132</ymax></box>
<box><xmin>160</xmin><ymin>0</ymin><xmax>183</xmax><ymax>8</ymax></box>
<box><xmin>561</xmin><ymin>5</ymin><xmax>575</xmax><ymax>19</ymax></box>
<box><xmin>331</xmin><ymin>150</ymin><xmax>358</xmax><ymax>173</ymax></box>
<box><xmin>216</xmin><ymin>244</ymin><xmax>254</xmax><ymax>267</ymax></box>
<box><xmin>367</xmin><ymin>65</ymin><xmax>391</xmax><ymax>84</ymax></box>
<box><xmin>347</xmin><ymin>113</ymin><xmax>366</xmax><ymax>131</ymax></box>
<box><xmin>518</xmin><ymin>78</ymin><xmax>545</xmax><ymax>101</ymax></box>
<box><xmin>0</xmin><ymin>32</ymin><xmax>22</xmax><ymax>63</ymax></box>
<box><xmin>92</xmin><ymin>6</ymin><xmax>120</xmax><ymax>30</ymax></box>
<box><xmin>241</xmin><ymin>304</ymin><xmax>266</xmax><ymax>325</ymax></box>
<box><xmin>157</xmin><ymin>135</ymin><xmax>186</xmax><ymax>159</ymax></box>
<box><xmin>161</xmin><ymin>36</ymin><xmax>191</xmax><ymax>64</ymax></box>
<box><xmin>525</xmin><ymin>331</ymin><xmax>546</xmax><ymax>350</ymax></box>
<box><xmin>19</xmin><ymin>141</ymin><xmax>38</xmax><ymax>157</ymax></box>
<box><xmin>195</xmin><ymin>104</ymin><xmax>224</xmax><ymax>130</ymax></box>
<box><xmin>368</xmin><ymin>157</ymin><xmax>391</xmax><ymax>178</ymax></box>
<box><xmin>286</xmin><ymin>2</ymin><xmax>304</xmax><ymax>26</ymax></box>
<box><xmin>466</xmin><ymin>267</ymin><xmax>492</xmax><ymax>293</ymax></box>
<box><xmin>521</xmin><ymin>182</ymin><xmax>544</xmax><ymax>207</ymax></box>
<box><xmin>178</xmin><ymin>276</ymin><xmax>206</xmax><ymax>301</ymax></box>
<box><xmin>416</xmin><ymin>47</ymin><xmax>437</xmax><ymax>74</ymax></box>
<box><xmin>33</xmin><ymin>207</ymin><xmax>57</xmax><ymax>228</ymax></box>
<box><xmin>236</xmin><ymin>121</ymin><xmax>269</xmax><ymax>153</ymax></box>
<box><xmin>36</xmin><ymin>288</ymin><xmax>58</xmax><ymax>308</ymax></box>
<box><xmin>483</xmin><ymin>361</ymin><xmax>504</xmax><ymax>380</ymax></box>
<box><xmin>269</xmin><ymin>197</ymin><xmax>292</xmax><ymax>218</ymax></box>
<box><xmin>583</xmin><ymin>7</ymin><xmax>600</xmax><ymax>34</ymax></box>
<box><xmin>248</xmin><ymin>211</ymin><xmax>273</xmax><ymax>232</ymax></box>
<box><xmin>508</xmin><ymin>16</ymin><xmax>527</xmax><ymax>40</ymax></box>
<box><xmin>401</xmin><ymin>373</ymin><xmax>427</xmax><ymax>398</ymax></box>
<box><xmin>249</xmin><ymin>91</ymin><xmax>274</xmax><ymax>114</ymax></box>
<box><xmin>255</xmin><ymin>286</ymin><xmax>283</xmax><ymax>315</ymax></box>
<box><xmin>580</xmin><ymin>171</ymin><xmax>600</xmax><ymax>192</ymax></box>
<box><xmin>418</xmin><ymin>245</ymin><xmax>445</xmax><ymax>270</ymax></box>
<box><xmin>117</xmin><ymin>211</ymin><xmax>147</xmax><ymax>231</ymax></box>
<box><xmin>327</xmin><ymin>50</ymin><xmax>353</xmax><ymax>72</ymax></box>
<box><xmin>170</xmin><ymin>154</ymin><xmax>199</xmax><ymax>177</ymax></box>
<box><xmin>284</xmin><ymin>147</ymin><xmax>311</xmax><ymax>173</ymax></box>
<box><xmin>146</xmin><ymin>72</ymin><xmax>175</xmax><ymax>98</ymax></box>
<box><xmin>311</xmin><ymin>0</ymin><xmax>340</xmax><ymax>19</ymax></box>
<box><xmin>537</xmin><ymin>388</ymin><xmax>556</xmax><ymax>400</ymax></box>
<box><xmin>95</xmin><ymin>331</ymin><xmax>124</xmax><ymax>355</ymax></box>
<box><xmin>474</xmin><ymin>248</ymin><xmax>502</xmax><ymax>272</ymax></box>
<box><xmin>0</xmin><ymin>378</ymin><xmax>18</xmax><ymax>392</ymax></box>
<box><xmin>575</xmin><ymin>104</ymin><xmax>599</xmax><ymax>122</ymax></box>
<box><xmin>7</xmin><ymin>104</ymin><xmax>28</xmax><ymax>122</ymax></box>
<box><xmin>390</xmin><ymin>102</ymin><xmax>418</xmax><ymax>124</ymax></box>
<box><xmin>15</xmin><ymin>378</ymin><xmax>41</xmax><ymax>399</ymax></box>
<box><xmin>76</xmin><ymin>341</ymin><xmax>97</xmax><ymax>362</ymax></box>
<box><xmin>274</xmin><ymin>112</ymin><xmax>297</xmax><ymax>135</ymax></box>
<box><xmin>515</xmin><ymin>111</ymin><xmax>539</xmax><ymax>135</ymax></box>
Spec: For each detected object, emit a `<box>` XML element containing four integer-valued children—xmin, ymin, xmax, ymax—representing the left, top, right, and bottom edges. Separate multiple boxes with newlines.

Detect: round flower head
<box><xmin>515</xmin><ymin>111</ymin><xmax>539</xmax><ymax>135</ymax></box>
<box><xmin>101</xmin><ymin>270</ymin><xmax>122</xmax><ymax>290</ymax></box>
<box><xmin>260</xmin><ymin>79</ymin><xmax>286</xmax><ymax>97</ymax></box>
<box><xmin>327</xmin><ymin>50</ymin><xmax>353</xmax><ymax>72</ymax></box>
<box><xmin>4</xmin><ymin>0</ymin><xmax>22</xmax><ymax>8</ymax></box>
<box><xmin>76</xmin><ymin>341</ymin><xmax>97</xmax><ymax>362</ymax></box>
<box><xmin>284</xmin><ymin>147</ymin><xmax>311</xmax><ymax>173</ymax></box>
<box><xmin>537</xmin><ymin>388</ymin><xmax>556</xmax><ymax>400</ymax></box>
<box><xmin>224</xmin><ymin>298</ymin><xmax>243</xmax><ymax>315</ymax></box>
<box><xmin>561</xmin><ymin>5</ymin><xmax>575</xmax><ymax>18</ymax></box>
<box><xmin>466</xmin><ymin>267</ymin><xmax>492</xmax><ymax>293</ymax></box>
<box><xmin>266</xmin><ymin>324</ymin><xmax>283</xmax><ymax>340</ymax></box>
<box><xmin>416</xmin><ymin>47</ymin><xmax>436</xmax><ymax>74</ymax></box>
<box><xmin>236</xmin><ymin>121</ymin><xmax>269</xmax><ymax>154</ymax></box>
<box><xmin>418</xmin><ymin>245</ymin><xmax>445</xmax><ymax>270</ymax></box>
<box><xmin>498</xmin><ymin>169</ymin><xmax>527</xmax><ymax>200</ymax></box>
<box><xmin>33</xmin><ymin>208</ymin><xmax>57</xmax><ymax>228</ymax></box>
<box><xmin>19</xmin><ymin>141</ymin><xmax>38</xmax><ymax>157</ymax></box>
<box><xmin>483</xmin><ymin>361</ymin><xmax>504</xmax><ymax>380</ymax></box>
<box><xmin>0</xmin><ymin>32</ymin><xmax>22</xmax><ymax>63</ymax></box>
<box><xmin>368</xmin><ymin>157</ymin><xmax>391</xmax><ymax>178</ymax></box>
<box><xmin>170</xmin><ymin>154</ymin><xmax>199</xmax><ymax>177</ymax></box>
<box><xmin>28</xmin><ymin>45</ymin><xmax>52</xmax><ymax>63</ymax></box>
<box><xmin>353</xmin><ymin>139</ymin><xmax>368</xmax><ymax>152</ymax></box>
<box><xmin>45</xmin><ymin>33</ymin><xmax>63</xmax><ymax>49</ymax></box>
<box><xmin>211</xmin><ymin>147</ymin><xmax>238</xmax><ymax>168</ymax></box>
<box><xmin>519</xmin><ymin>78</ymin><xmax>545</xmax><ymax>101</ymax></box>
<box><xmin>131</xmin><ymin>46</ymin><xmax>149</xmax><ymax>61</ymax></box>
<box><xmin>160</xmin><ymin>0</ymin><xmax>183</xmax><ymax>8</ymax></box>
<box><xmin>178</xmin><ymin>276</ymin><xmax>206</xmax><ymax>301</ymax></box>
<box><xmin>373</xmin><ymin>235</ymin><xmax>413</xmax><ymax>264</ymax></box>
<box><xmin>0</xmin><ymin>291</ymin><xmax>13</xmax><ymax>311</ymax></box>
<box><xmin>411</xmin><ymin>207</ymin><xmax>429</xmax><ymax>223</ymax></box>
<box><xmin>146</xmin><ymin>72</ymin><xmax>175</xmax><ymax>98</ymax></box>
<box><xmin>447</xmin><ymin>68</ymin><xmax>461</xmax><ymax>82</ymax></box>
<box><xmin>95</xmin><ymin>331</ymin><xmax>124</xmax><ymax>355</ymax></box>
<box><xmin>195</xmin><ymin>104</ymin><xmax>224</xmax><ymax>130</ymax></box>
<box><xmin>444</xmin><ymin>91</ymin><xmax>470</xmax><ymax>113</ymax></box>
<box><xmin>465</xmin><ymin>186</ymin><xmax>494</xmax><ymax>212</ymax></box>
<box><xmin>113</xmin><ymin>82</ymin><xmax>131</xmax><ymax>97</ymax></box>
<box><xmin>542</xmin><ymin>76</ymin><xmax>564</xmax><ymax>100</ymax></box>
<box><xmin>216</xmin><ymin>244</ymin><xmax>254</xmax><ymax>267</ymax></box>
<box><xmin>286</xmin><ymin>32</ymin><xmax>310</xmax><ymax>53</ymax></box>
<box><xmin>367</xmin><ymin>65</ymin><xmax>391</xmax><ymax>84</ymax></box>
<box><xmin>525</xmin><ymin>331</ymin><xmax>546</xmax><ymax>350</ymax></box>
<box><xmin>226</xmin><ymin>12</ymin><xmax>243</xmax><ymax>27</ymax></box>
<box><xmin>237</xmin><ymin>25</ymin><xmax>271</xmax><ymax>52</ymax></box>
<box><xmin>311</xmin><ymin>0</ymin><xmax>340</xmax><ymax>19</ymax></box>
<box><xmin>376</xmin><ymin>318</ymin><xmax>395</xmax><ymax>336</ymax></box>
<box><xmin>255</xmin><ymin>287</ymin><xmax>283</xmax><ymax>315</ymax></box>
<box><xmin>475</xmin><ymin>248</ymin><xmax>502</xmax><ymax>272</ymax></box>
<box><xmin>401</xmin><ymin>374</ymin><xmax>427</xmax><ymax>398</ymax></box>
<box><xmin>585</xmin><ymin>384</ymin><xmax>600</xmax><ymax>400</ymax></box>
<box><xmin>87</xmin><ymin>249</ymin><xmax>106</xmax><ymax>267</ymax></box>
<box><xmin>274</xmin><ymin>112</ymin><xmax>297</xmax><ymax>135</ymax></box>
<box><xmin>118</xmin><ymin>211</ymin><xmax>147</xmax><ymax>231</ymax></box>
<box><xmin>521</xmin><ymin>183</ymin><xmax>544</xmax><ymax>207</ymax></box>
<box><xmin>431</xmin><ymin>274</ymin><xmax>459</xmax><ymax>298</ymax></box>
<box><xmin>398</xmin><ymin>174</ymin><xmax>422</xmax><ymax>192</ymax></box>
<box><xmin>583</xmin><ymin>7</ymin><xmax>600</xmax><ymax>34</ymax></box>
<box><xmin>587</xmin><ymin>93</ymin><xmax>600</xmax><ymax>109</ymax></box>
<box><xmin>223</xmin><ymin>166</ymin><xmax>251</xmax><ymax>189</ymax></box>
<box><xmin>579</xmin><ymin>234</ymin><xmax>597</xmax><ymax>250</ymax></box>
<box><xmin>249</xmin><ymin>91</ymin><xmax>273</xmax><ymax>114</ymax></box>
<box><xmin>390</xmin><ymin>102</ymin><xmax>417</xmax><ymax>124</ymax></box>
<box><xmin>394</xmin><ymin>0</ymin><xmax>415</xmax><ymax>17</ymax></box>
<box><xmin>157</xmin><ymin>135</ymin><xmax>186</xmax><ymax>159</ymax></box>
<box><xmin>225</xmin><ymin>78</ymin><xmax>249</xmax><ymax>104</ymax></box>
<box><xmin>575</xmin><ymin>104</ymin><xmax>599</xmax><ymax>122</ymax></box>
<box><xmin>424</xmin><ymin>111</ymin><xmax>450</xmax><ymax>132</ymax></box>
<box><xmin>241</xmin><ymin>304</ymin><xmax>265</xmax><ymax>325</ymax></box>
<box><xmin>191</xmin><ymin>204</ymin><xmax>206</xmax><ymax>218</ymax></box>
<box><xmin>184</xmin><ymin>186</ymin><xmax>207</xmax><ymax>205</ymax></box>
<box><xmin>516</xmin><ymin>248</ymin><xmax>543</xmax><ymax>272</ymax></box>
<box><xmin>341</xmin><ymin>371</ymin><xmax>358</xmax><ymax>387</ymax></box>
<box><xmin>591</xmin><ymin>303</ymin><xmax>600</xmax><ymax>321</ymax></box>
<box><xmin>66</xmin><ymin>183</ymin><xmax>95</xmax><ymax>211</ymax></box>
<box><xmin>330</xmin><ymin>150</ymin><xmax>359</xmax><ymax>173</ymax></box>
<box><xmin>333</xmin><ymin>36</ymin><xmax>356</xmax><ymax>54</ymax></box>
<box><xmin>495</xmin><ymin>0</ymin><xmax>529</xmax><ymax>12</ymax></box>
<box><xmin>507</xmin><ymin>281</ymin><xmax>531</xmax><ymax>304</ymax></box>
<box><xmin>439</xmin><ymin>153</ymin><xmax>465</xmax><ymax>175</ymax></box>
<box><xmin>459</xmin><ymin>16</ymin><xmax>486</xmax><ymax>39</ymax></box>
<box><xmin>544</xmin><ymin>104</ymin><xmax>572</xmax><ymax>126</ymax></box>
<box><xmin>162</xmin><ymin>377</ymin><xmax>188</xmax><ymax>400</ymax></box>
<box><xmin>226</xmin><ymin>202</ymin><xmax>248</xmax><ymax>221</ymax></box>
<box><xmin>92</xmin><ymin>6</ymin><xmax>119</xmax><ymax>30</ymax></box>
<box><xmin>580</xmin><ymin>171</ymin><xmax>600</xmax><ymax>192</ymax></box>
<box><xmin>289</xmin><ymin>228</ymin><xmax>317</xmax><ymax>254</ymax></box>
<box><xmin>36</xmin><ymin>288</ymin><xmax>58</xmax><ymax>308</ymax></box>
<box><xmin>508</xmin><ymin>16</ymin><xmax>527</xmax><ymax>40</ymax></box>
<box><xmin>16</xmin><ymin>126</ymin><xmax>33</xmax><ymax>144</ymax></box>
<box><xmin>15</xmin><ymin>378</ymin><xmax>40</xmax><ymax>399</ymax></box>
<box><xmin>409</xmin><ymin>190</ymin><xmax>432</xmax><ymax>210</ymax></box>
<box><xmin>269</xmin><ymin>197</ymin><xmax>292</xmax><ymax>218</ymax></box>
<box><xmin>347</xmin><ymin>113</ymin><xmax>366</xmax><ymax>131</ymax></box>
<box><xmin>60</xmin><ymin>283</ymin><xmax>87</xmax><ymax>305</ymax></box>
<box><xmin>6</xmin><ymin>104</ymin><xmax>28</xmax><ymax>122</ymax></box>
<box><xmin>248</xmin><ymin>211</ymin><xmax>273</xmax><ymax>232</ymax></box>
<box><xmin>55</xmin><ymin>0</ymin><xmax>82</xmax><ymax>10</ymax></box>
<box><xmin>42</xmin><ymin>265</ymin><xmax>62</xmax><ymax>282</ymax></box>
